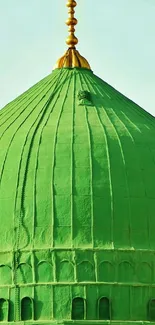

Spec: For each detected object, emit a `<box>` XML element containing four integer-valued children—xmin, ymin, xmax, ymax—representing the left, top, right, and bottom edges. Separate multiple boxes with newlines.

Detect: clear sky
<box><xmin>0</xmin><ymin>0</ymin><xmax>155</xmax><ymax>116</ymax></box>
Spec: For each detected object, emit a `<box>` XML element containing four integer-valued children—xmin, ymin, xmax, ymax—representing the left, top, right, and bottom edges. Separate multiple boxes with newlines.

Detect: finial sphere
<box><xmin>66</xmin><ymin>0</ymin><xmax>78</xmax><ymax>48</ymax></box>
<box><xmin>66</xmin><ymin>17</ymin><xmax>78</xmax><ymax>26</ymax></box>
<box><xmin>53</xmin><ymin>0</ymin><xmax>91</xmax><ymax>69</ymax></box>
<box><xmin>66</xmin><ymin>35</ymin><xmax>78</xmax><ymax>47</ymax></box>
<box><xmin>66</xmin><ymin>0</ymin><xmax>77</xmax><ymax>8</ymax></box>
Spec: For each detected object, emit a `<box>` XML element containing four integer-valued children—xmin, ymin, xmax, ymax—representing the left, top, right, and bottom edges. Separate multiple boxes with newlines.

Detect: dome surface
<box><xmin>1</xmin><ymin>68</ymin><xmax>155</xmax><ymax>250</ymax></box>
<box><xmin>0</xmin><ymin>67</ymin><xmax>155</xmax><ymax>323</ymax></box>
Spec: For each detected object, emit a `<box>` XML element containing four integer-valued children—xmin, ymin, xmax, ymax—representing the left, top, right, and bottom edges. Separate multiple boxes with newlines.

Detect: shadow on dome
<box><xmin>34</xmin><ymin>300</ymin><xmax>43</xmax><ymax>320</ymax></box>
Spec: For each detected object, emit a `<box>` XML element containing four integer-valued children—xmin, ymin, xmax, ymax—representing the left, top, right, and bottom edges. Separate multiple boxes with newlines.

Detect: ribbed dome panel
<box><xmin>0</xmin><ymin>68</ymin><xmax>155</xmax><ymax>253</ymax></box>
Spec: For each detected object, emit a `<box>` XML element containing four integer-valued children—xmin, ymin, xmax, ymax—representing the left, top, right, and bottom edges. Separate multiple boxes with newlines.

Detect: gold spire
<box><xmin>53</xmin><ymin>0</ymin><xmax>91</xmax><ymax>70</ymax></box>
<box><xmin>66</xmin><ymin>0</ymin><xmax>78</xmax><ymax>48</ymax></box>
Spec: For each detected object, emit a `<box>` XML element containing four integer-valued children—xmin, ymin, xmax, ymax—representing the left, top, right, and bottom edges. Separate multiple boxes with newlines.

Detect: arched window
<box><xmin>148</xmin><ymin>299</ymin><xmax>155</xmax><ymax>321</ymax></box>
<box><xmin>138</xmin><ymin>262</ymin><xmax>152</xmax><ymax>283</ymax></box>
<box><xmin>72</xmin><ymin>297</ymin><xmax>85</xmax><ymax>320</ymax></box>
<box><xmin>21</xmin><ymin>297</ymin><xmax>33</xmax><ymax>321</ymax></box>
<box><xmin>36</xmin><ymin>261</ymin><xmax>53</xmax><ymax>282</ymax></box>
<box><xmin>57</xmin><ymin>261</ymin><xmax>74</xmax><ymax>282</ymax></box>
<box><xmin>98</xmin><ymin>261</ymin><xmax>114</xmax><ymax>282</ymax></box>
<box><xmin>77</xmin><ymin>261</ymin><xmax>95</xmax><ymax>282</ymax></box>
<box><xmin>17</xmin><ymin>263</ymin><xmax>32</xmax><ymax>284</ymax></box>
<box><xmin>98</xmin><ymin>297</ymin><xmax>110</xmax><ymax>320</ymax></box>
<box><xmin>0</xmin><ymin>299</ymin><xmax>8</xmax><ymax>321</ymax></box>
<box><xmin>118</xmin><ymin>261</ymin><xmax>134</xmax><ymax>282</ymax></box>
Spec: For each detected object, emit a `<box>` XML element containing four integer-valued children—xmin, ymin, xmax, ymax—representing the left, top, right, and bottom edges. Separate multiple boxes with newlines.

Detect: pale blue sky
<box><xmin>0</xmin><ymin>0</ymin><xmax>155</xmax><ymax>116</ymax></box>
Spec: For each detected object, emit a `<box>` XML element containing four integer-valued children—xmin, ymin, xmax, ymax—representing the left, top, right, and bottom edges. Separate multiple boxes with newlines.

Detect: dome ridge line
<box><xmin>78</xmin><ymin>72</ymin><xmax>94</xmax><ymax>247</ymax></box>
<box><xmin>50</xmin><ymin>71</ymin><xmax>73</xmax><ymax>248</ymax></box>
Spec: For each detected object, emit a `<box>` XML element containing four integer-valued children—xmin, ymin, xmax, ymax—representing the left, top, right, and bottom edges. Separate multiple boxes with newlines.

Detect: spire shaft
<box><xmin>66</xmin><ymin>0</ymin><xmax>78</xmax><ymax>48</ymax></box>
<box><xmin>53</xmin><ymin>0</ymin><xmax>91</xmax><ymax>70</ymax></box>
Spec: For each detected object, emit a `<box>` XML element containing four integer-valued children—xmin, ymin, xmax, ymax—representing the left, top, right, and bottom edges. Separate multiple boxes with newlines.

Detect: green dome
<box><xmin>0</xmin><ymin>67</ymin><xmax>155</xmax><ymax>324</ymax></box>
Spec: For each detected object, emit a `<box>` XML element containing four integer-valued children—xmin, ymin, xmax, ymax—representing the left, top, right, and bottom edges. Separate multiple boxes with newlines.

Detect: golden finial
<box><xmin>66</xmin><ymin>0</ymin><xmax>78</xmax><ymax>48</ymax></box>
<box><xmin>53</xmin><ymin>0</ymin><xmax>91</xmax><ymax>70</ymax></box>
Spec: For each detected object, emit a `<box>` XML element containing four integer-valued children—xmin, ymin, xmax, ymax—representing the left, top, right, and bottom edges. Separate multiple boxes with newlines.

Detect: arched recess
<box><xmin>17</xmin><ymin>263</ymin><xmax>32</xmax><ymax>284</ymax></box>
<box><xmin>36</xmin><ymin>261</ymin><xmax>53</xmax><ymax>282</ymax></box>
<box><xmin>118</xmin><ymin>261</ymin><xmax>134</xmax><ymax>282</ymax></box>
<box><xmin>148</xmin><ymin>299</ymin><xmax>155</xmax><ymax>321</ymax></box>
<box><xmin>72</xmin><ymin>297</ymin><xmax>85</xmax><ymax>320</ymax></box>
<box><xmin>98</xmin><ymin>297</ymin><xmax>110</xmax><ymax>320</ymax></box>
<box><xmin>137</xmin><ymin>262</ymin><xmax>152</xmax><ymax>283</ymax></box>
<box><xmin>98</xmin><ymin>261</ymin><xmax>114</xmax><ymax>282</ymax></box>
<box><xmin>0</xmin><ymin>265</ymin><xmax>12</xmax><ymax>285</ymax></box>
<box><xmin>0</xmin><ymin>299</ymin><xmax>8</xmax><ymax>321</ymax></box>
<box><xmin>77</xmin><ymin>261</ymin><xmax>95</xmax><ymax>282</ymax></box>
<box><xmin>57</xmin><ymin>261</ymin><xmax>74</xmax><ymax>282</ymax></box>
<box><xmin>21</xmin><ymin>297</ymin><xmax>33</xmax><ymax>321</ymax></box>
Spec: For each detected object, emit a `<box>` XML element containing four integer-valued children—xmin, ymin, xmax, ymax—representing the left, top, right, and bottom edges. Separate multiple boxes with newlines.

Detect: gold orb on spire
<box><xmin>53</xmin><ymin>0</ymin><xmax>91</xmax><ymax>70</ymax></box>
<box><xmin>66</xmin><ymin>0</ymin><xmax>78</xmax><ymax>48</ymax></box>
